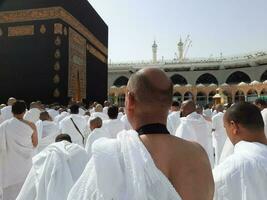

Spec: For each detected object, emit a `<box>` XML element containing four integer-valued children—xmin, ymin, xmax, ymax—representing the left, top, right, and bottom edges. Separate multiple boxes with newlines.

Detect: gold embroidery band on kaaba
<box><xmin>0</xmin><ymin>7</ymin><xmax>108</xmax><ymax>57</ymax></box>
<box><xmin>8</xmin><ymin>25</ymin><xmax>34</xmax><ymax>36</ymax></box>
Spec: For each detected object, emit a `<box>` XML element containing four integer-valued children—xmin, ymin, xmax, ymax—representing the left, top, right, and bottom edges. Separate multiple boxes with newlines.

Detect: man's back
<box><xmin>103</xmin><ymin>119</ymin><xmax>124</xmax><ymax>138</ymax></box>
<box><xmin>140</xmin><ymin>134</ymin><xmax>214</xmax><ymax>200</ymax></box>
<box><xmin>213</xmin><ymin>141</ymin><xmax>267</xmax><ymax>200</ymax></box>
<box><xmin>60</xmin><ymin>115</ymin><xmax>87</xmax><ymax>146</ymax></box>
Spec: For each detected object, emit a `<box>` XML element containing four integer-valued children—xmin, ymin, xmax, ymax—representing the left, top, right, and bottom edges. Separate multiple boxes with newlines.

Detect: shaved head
<box><xmin>7</xmin><ymin>97</ymin><xmax>16</xmax><ymax>106</ymax></box>
<box><xmin>181</xmin><ymin>100</ymin><xmax>196</xmax><ymax>117</ymax></box>
<box><xmin>127</xmin><ymin>68</ymin><xmax>173</xmax><ymax>108</ymax></box>
<box><xmin>90</xmin><ymin>117</ymin><xmax>102</xmax><ymax>131</ymax></box>
<box><xmin>215</xmin><ymin>104</ymin><xmax>224</xmax><ymax>113</ymax></box>
<box><xmin>40</xmin><ymin>111</ymin><xmax>51</xmax><ymax>121</ymax></box>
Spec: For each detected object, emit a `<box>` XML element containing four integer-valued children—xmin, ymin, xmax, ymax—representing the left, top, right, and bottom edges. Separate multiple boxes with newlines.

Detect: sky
<box><xmin>89</xmin><ymin>0</ymin><xmax>267</xmax><ymax>63</ymax></box>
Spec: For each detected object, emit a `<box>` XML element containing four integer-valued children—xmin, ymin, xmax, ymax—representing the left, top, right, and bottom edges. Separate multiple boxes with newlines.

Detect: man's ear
<box><xmin>230</xmin><ymin>121</ymin><xmax>239</xmax><ymax>135</ymax></box>
<box><xmin>125</xmin><ymin>92</ymin><xmax>135</xmax><ymax>111</ymax></box>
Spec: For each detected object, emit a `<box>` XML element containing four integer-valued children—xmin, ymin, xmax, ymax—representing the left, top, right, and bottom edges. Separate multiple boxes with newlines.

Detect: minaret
<box><xmin>152</xmin><ymin>40</ymin><xmax>158</xmax><ymax>63</ymax></box>
<box><xmin>178</xmin><ymin>38</ymin><xmax>184</xmax><ymax>61</ymax></box>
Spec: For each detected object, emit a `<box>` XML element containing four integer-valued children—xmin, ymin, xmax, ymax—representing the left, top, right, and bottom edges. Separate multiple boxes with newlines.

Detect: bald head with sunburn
<box><xmin>126</xmin><ymin>68</ymin><xmax>173</xmax><ymax>129</ymax></box>
<box><xmin>127</xmin><ymin>68</ymin><xmax>173</xmax><ymax>108</ymax></box>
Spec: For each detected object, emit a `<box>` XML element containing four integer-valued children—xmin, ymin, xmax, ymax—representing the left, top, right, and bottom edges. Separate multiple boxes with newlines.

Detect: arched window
<box><xmin>196</xmin><ymin>73</ymin><xmax>218</xmax><ymax>85</ymax></box>
<box><xmin>170</xmin><ymin>74</ymin><xmax>188</xmax><ymax>85</ymax></box>
<box><xmin>235</xmin><ymin>91</ymin><xmax>245</xmax><ymax>102</ymax></box>
<box><xmin>247</xmin><ymin>90</ymin><xmax>258</xmax><ymax>102</ymax></box>
<box><xmin>208</xmin><ymin>91</ymin><xmax>216</xmax><ymax>104</ymax></box>
<box><xmin>184</xmin><ymin>92</ymin><xmax>193</xmax><ymax>101</ymax></box>
<box><xmin>173</xmin><ymin>92</ymin><xmax>182</xmax><ymax>102</ymax></box>
<box><xmin>196</xmin><ymin>92</ymin><xmax>207</xmax><ymax>106</ymax></box>
<box><xmin>226</xmin><ymin>71</ymin><xmax>251</xmax><ymax>84</ymax></box>
<box><xmin>113</xmin><ymin>76</ymin><xmax>129</xmax><ymax>87</ymax></box>
<box><xmin>260</xmin><ymin>71</ymin><xmax>267</xmax><ymax>82</ymax></box>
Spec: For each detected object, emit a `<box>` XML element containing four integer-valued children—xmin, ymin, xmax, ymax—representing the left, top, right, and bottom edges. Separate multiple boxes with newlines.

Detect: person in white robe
<box><xmin>176</xmin><ymin>100</ymin><xmax>214</xmax><ymax>166</ymax></box>
<box><xmin>47</xmin><ymin>108</ymin><xmax>59</xmax><ymax>121</ymax></box>
<box><xmin>167</xmin><ymin>101</ymin><xmax>181</xmax><ymax>135</ymax></box>
<box><xmin>68</xmin><ymin>68</ymin><xmax>214</xmax><ymax>200</ymax></box>
<box><xmin>203</xmin><ymin>104</ymin><xmax>213</xmax><ymax>118</ymax></box>
<box><xmin>35</xmin><ymin>111</ymin><xmax>60</xmax><ymax>153</ymax></box>
<box><xmin>90</xmin><ymin>104</ymin><xmax>108</xmax><ymax>121</ymax></box>
<box><xmin>213</xmin><ymin>102</ymin><xmax>267</xmax><ymax>200</ymax></box>
<box><xmin>120</xmin><ymin>114</ymin><xmax>132</xmax><ymax>130</ymax></box>
<box><xmin>102</xmin><ymin>105</ymin><xmax>125</xmax><ymax>138</ymax></box>
<box><xmin>0</xmin><ymin>100</ymin><xmax>38</xmax><ymax>200</ymax></box>
<box><xmin>102</xmin><ymin>100</ymin><xmax>110</xmax><ymax>115</ymax></box>
<box><xmin>0</xmin><ymin>97</ymin><xmax>16</xmax><ymax>121</ymax></box>
<box><xmin>254</xmin><ymin>98</ymin><xmax>267</xmax><ymax>137</ymax></box>
<box><xmin>54</xmin><ymin>109</ymin><xmax>69</xmax><ymax>125</ymax></box>
<box><xmin>85</xmin><ymin>117</ymin><xmax>109</xmax><ymax>157</ymax></box>
<box><xmin>59</xmin><ymin>104</ymin><xmax>88</xmax><ymax>146</ymax></box>
<box><xmin>212</xmin><ymin>104</ymin><xmax>227</xmax><ymax>166</ymax></box>
<box><xmin>24</xmin><ymin>102</ymin><xmax>42</xmax><ymax>123</ymax></box>
<box><xmin>16</xmin><ymin>139</ymin><xmax>89</xmax><ymax>200</ymax></box>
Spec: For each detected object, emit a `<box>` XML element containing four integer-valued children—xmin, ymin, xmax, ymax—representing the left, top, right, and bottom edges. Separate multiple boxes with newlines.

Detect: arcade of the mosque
<box><xmin>108</xmin><ymin>39</ymin><xmax>267</xmax><ymax>106</ymax></box>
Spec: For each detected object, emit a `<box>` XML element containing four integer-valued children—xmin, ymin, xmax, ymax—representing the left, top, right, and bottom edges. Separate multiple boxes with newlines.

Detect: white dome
<box><xmin>209</xmin><ymin>83</ymin><xmax>217</xmax><ymax>87</ymax></box>
<box><xmin>221</xmin><ymin>83</ymin><xmax>229</xmax><ymax>87</ymax></box>
<box><xmin>196</xmin><ymin>84</ymin><xmax>205</xmax><ymax>87</ymax></box>
<box><xmin>263</xmin><ymin>80</ymin><xmax>267</xmax><ymax>84</ymax></box>
<box><xmin>174</xmin><ymin>84</ymin><xmax>181</xmax><ymax>87</ymax></box>
<box><xmin>186</xmin><ymin>84</ymin><xmax>192</xmax><ymax>87</ymax></box>
<box><xmin>250</xmin><ymin>80</ymin><xmax>260</xmax><ymax>85</ymax></box>
<box><xmin>111</xmin><ymin>86</ymin><xmax>117</xmax><ymax>89</ymax></box>
<box><xmin>238</xmin><ymin>82</ymin><xmax>248</xmax><ymax>86</ymax></box>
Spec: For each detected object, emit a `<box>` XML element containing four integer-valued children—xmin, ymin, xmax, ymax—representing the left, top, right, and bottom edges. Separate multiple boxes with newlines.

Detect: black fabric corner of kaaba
<box><xmin>0</xmin><ymin>0</ymin><xmax>108</xmax><ymax>105</ymax></box>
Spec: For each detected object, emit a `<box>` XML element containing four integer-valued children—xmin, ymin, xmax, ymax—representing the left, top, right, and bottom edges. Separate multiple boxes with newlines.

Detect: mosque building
<box><xmin>108</xmin><ymin>38</ymin><xmax>267</xmax><ymax>106</ymax></box>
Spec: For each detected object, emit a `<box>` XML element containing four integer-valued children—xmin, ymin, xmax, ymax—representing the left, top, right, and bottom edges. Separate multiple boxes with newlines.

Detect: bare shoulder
<box><xmin>169</xmin><ymin>135</ymin><xmax>214</xmax><ymax>200</ymax></box>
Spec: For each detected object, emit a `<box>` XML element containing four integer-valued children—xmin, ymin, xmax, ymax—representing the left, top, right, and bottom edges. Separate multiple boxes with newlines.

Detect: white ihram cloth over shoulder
<box><xmin>167</xmin><ymin>111</ymin><xmax>181</xmax><ymax>135</ymax></box>
<box><xmin>35</xmin><ymin>120</ymin><xmax>60</xmax><ymax>153</ymax></box>
<box><xmin>261</xmin><ymin>108</ymin><xmax>267</xmax><ymax>137</ymax></box>
<box><xmin>0</xmin><ymin>106</ymin><xmax>13</xmax><ymax>121</ymax></box>
<box><xmin>24</xmin><ymin>108</ymin><xmax>41</xmax><ymax>123</ymax></box>
<box><xmin>212</xmin><ymin>112</ymin><xmax>227</xmax><ymax>166</ymax></box>
<box><xmin>16</xmin><ymin>141</ymin><xmax>89</xmax><ymax>200</ymax></box>
<box><xmin>85</xmin><ymin>127</ymin><xmax>110</xmax><ymax>157</ymax></box>
<box><xmin>0</xmin><ymin>118</ymin><xmax>34</xmax><ymax>200</ymax></box>
<box><xmin>67</xmin><ymin>130</ymin><xmax>182</xmax><ymax>200</ymax></box>
<box><xmin>175</xmin><ymin>112</ymin><xmax>214</xmax><ymax>165</ymax></box>
<box><xmin>59</xmin><ymin>114</ymin><xmax>88</xmax><ymax>146</ymax></box>
<box><xmin>213</xmin><ymin>141</ymin><xmax>267</xmax><ymax>200</ymax></box>
<box><xmin>102</xmin><ymin>118</ymin><xmax>125</xmax><ymax>138</ymax></box>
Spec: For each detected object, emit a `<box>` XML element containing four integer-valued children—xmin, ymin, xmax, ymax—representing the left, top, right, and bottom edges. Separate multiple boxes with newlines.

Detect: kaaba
<box><xmin>0</xmin><ymin>0</ymin><xmax>108</xmax><ymax>105</ymax></box>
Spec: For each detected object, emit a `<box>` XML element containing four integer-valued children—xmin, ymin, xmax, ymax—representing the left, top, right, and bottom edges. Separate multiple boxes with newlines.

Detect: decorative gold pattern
<box><xmin>55</xmin><ymin>36</ymin><xmax>61</xmax><ymax>46</ymax></box>
<box><xmin>53</xmin><ymin>88</ymin><xmax>60</xmax><ymax>98</ymax></box>
<box><xmin>53</xmin><ymin>74</ymin><xmax>60</xmax><ymax>84</ymax></box>
<box><xmin>54</xmin><ymin>62</ymin><xmax>60</xmax><ymax>71</ymax></box>
<box><xmin>87</xmin><ymin>44</ymin><xmax>107</xmax><ymax>63</ymax></box>
<box><xmin>0</xmin><ymin>7</ymin><xmax>107</xmax><ymax>56</ymax></box>
<box><xmin>54</xmin><ymin>23</ymin><xmax>63</xmax><ymax>35</ymax></box>
<box><xmin>68</xmin><ymin>28</ymin><xmax>87</xmax><ymax>99</ymax></box>
<box><xmin>40</xmin><ymin>24</ymin><xmax>46</xmax><ymax>34</ymax></box>
<box><xmin>8</xmin><ymin>25</ymin><xmax>34</xmax><ymax>37</ymax></box>
<box><xmin>54</xmin><ymin>49</ymin><xmax>61</xmax><ymax>59</ymax></box>
<box><xmin>63</xmin><ymin>26</ymin><xmax>68</xmax><ymax>36</ymax></box>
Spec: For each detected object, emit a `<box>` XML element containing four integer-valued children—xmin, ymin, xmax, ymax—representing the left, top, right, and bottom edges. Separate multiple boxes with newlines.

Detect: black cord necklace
<box><xmin>136</xmin><ymin>123</ymin><xmax>170</xmax><ymax>136</ymax></box>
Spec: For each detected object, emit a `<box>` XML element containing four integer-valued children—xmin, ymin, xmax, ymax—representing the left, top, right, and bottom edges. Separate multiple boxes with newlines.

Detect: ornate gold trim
<box><xmin>40</xmin><ymin>24</ymin><xmax>46</xmax><ymax>34</ymax></box>
<box><xmin>53</xmin><ymin>88</ymin><xmax>60</xmax><ymax>98</ymax></box>
<box><xmin>8</xmin><ymin>25</ymin><xmax>34</xmax><ymax>37</ymax></box>
<box><xmin>54</xmin><ymin>62</ymin><xmax>60</xmax><ymax>71</ymax></box>
<box><xmin>87</xmin><ymin>44</ymin><xmax>107</xmax><ymax>64</ymax></box>
<box><xmin>0</xmin><ymin>7</ymin><xmax>108</xmax><ymax>56</ymax></box>
<box><xmin>54</xmin><ymin>23</ymin><xmax>63</xmax><ymax>35</ymax></box>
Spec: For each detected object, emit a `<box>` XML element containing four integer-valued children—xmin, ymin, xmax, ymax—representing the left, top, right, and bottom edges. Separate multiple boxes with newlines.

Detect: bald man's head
<box><xmin>181</xmin><ymin>100</ymin><xmax>196</xmax><ymax>117</ymax></box>
<box><xmin>7</xmin><ymin>97</ymin><xmax>16</xmax><ymax>106</ymax></box>
<box><xmin>127</xmin><ymin>68</ymin><xmax>173</xmax><ymax>109</ymax></box>
<box><xmin>90</xmin><ymin>117</ymin><xmax>102</xmax><ymax>131</ymax></box>
<box><xmin>216</xmin><ymin>104</ymin><xmax>224</xmax><ymax>113</ymax></box>
<box><xmin>40</xmin><ymin>111</ymin><xmax>52</xmax><ymax>121</ymax></box>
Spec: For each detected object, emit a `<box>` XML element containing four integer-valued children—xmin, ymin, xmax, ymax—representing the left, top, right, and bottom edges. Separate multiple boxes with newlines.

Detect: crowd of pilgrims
<box><xmin>1</xmin><ymin>68</ymin><xmax>267</xmax><ymax>200</ymax></box>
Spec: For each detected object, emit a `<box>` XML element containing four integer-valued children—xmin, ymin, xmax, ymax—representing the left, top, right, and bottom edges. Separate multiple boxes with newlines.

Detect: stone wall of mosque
<box><xmin>108</xmin><ymin>63</ymin><xmax>267</xmax><ymax>107</ymax></box>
